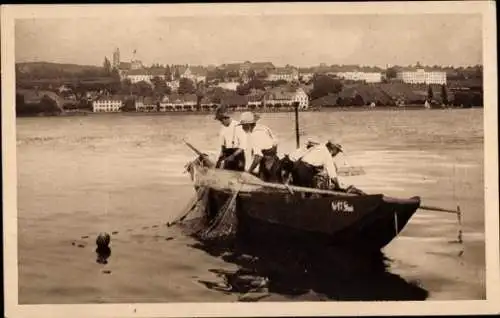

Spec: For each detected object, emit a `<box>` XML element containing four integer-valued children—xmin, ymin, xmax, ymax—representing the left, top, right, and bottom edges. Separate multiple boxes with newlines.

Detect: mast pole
<box><xmin>294</xmin><ymin>102</ymin><xmax>300</xmax><ymax>148</ymax></box>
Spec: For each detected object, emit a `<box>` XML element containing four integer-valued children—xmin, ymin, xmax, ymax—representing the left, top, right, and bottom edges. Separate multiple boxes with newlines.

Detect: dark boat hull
<box><xmin>205</xmin><ymin>189</ymin><xmax>420</xmax><ymax>251</ymax></box>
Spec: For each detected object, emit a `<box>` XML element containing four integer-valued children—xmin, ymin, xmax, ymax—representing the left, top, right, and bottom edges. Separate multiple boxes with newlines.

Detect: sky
<box><xmin>15</xmin><ymin>14</ymin><xmax>483</xmax><ymax>68</ymax></box>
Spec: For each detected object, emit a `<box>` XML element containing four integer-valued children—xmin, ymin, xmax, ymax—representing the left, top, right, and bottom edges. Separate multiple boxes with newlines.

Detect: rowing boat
<box><xmin>185</xmin><ymin>157</ymin><xmax>421</xmax><ymax>251</ymax></box>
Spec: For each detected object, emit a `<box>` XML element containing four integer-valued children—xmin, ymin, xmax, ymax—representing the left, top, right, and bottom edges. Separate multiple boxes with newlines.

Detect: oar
<box><xmin>236</xmin><ymin>175</ymin><xmax>462</xmax><ymax>217</ymax></box>
<box><xmin>242</xmin><ymin>176</ymin><xmax>463</xmax><ymax>243</ymax></box>
<box><xmin>183</xmin><ymin>139</ymin><xmax>215</xmax><ymax>168</ymax></box>
<box><xmin>419</xmin><ymin>204</ymin><xmax>463</xmax><ymax>244</ymax></box>
<box><xmin>183</xmin><ymin>138</ymin><xmax>203</xmax><ymax>156</ymax></box>
<box><xmin>236</xmin><ymin>175</ymin><xmax>358</xmax><ymax>196</ymax></box>
<box><xmin>419</xmin><ymin>204</ymin><xmax>459</xmax><ymax>214</ymax></box>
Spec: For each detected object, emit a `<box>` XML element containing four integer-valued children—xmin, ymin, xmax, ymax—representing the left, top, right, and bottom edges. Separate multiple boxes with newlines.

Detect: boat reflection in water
<box><xmin>96</xmin><ymin>246</ymin><xmax>111</xmax><ymax>265</ymax></box>
<box><xmin>183</xmin><ymin>224</ymin><xmax>429</xmax><ymax>301</ymax></box>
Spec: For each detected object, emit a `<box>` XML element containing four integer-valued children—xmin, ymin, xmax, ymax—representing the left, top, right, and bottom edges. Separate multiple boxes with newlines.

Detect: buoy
<box><xmin>96</xmin><ymin>232</ymin><xmax>111</xmax><ymax>248</ymax></box>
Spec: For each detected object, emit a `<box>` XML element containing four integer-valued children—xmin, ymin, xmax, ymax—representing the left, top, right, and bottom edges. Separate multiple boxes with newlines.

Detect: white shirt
<box><xmin>290</xmin><ymin>144</ymin><xmax>338</xmax><ymax>179</ymax></box>
<box><xmin>218</xmin><ymin>119</ymin><xmax>247</xmax><ymax>149</ymax></box>
<box><xmin>247</xmin><ymin>124</ymin><xmax>278</xmax><ymax>156</ymax></box>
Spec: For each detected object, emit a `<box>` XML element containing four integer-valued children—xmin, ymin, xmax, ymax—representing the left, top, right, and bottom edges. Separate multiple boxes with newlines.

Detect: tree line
<box><xmin>16</xmin><ymin>94</ymin><xmax>62</xmax><ymax>116</ymax></box>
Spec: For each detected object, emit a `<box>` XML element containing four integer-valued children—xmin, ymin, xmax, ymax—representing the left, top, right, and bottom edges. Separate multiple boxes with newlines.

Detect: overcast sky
<box><xmin>15</xmin><ymin>14</ymin><xmax>482</xmax><ymax>67</ymax></box>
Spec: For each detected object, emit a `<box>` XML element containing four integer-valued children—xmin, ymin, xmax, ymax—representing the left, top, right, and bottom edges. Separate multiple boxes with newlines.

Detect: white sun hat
<box><xmin>239</xmin><ymin>111</ymin><xmax>260</xmax><ymax>125</ymax></box>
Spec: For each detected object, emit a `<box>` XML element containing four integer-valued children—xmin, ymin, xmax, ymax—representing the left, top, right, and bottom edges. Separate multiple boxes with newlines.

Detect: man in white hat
<box><xmin>239</xmin><ymin>111</ymin><xmax>280</xmax><ymax>182</ymax></box>
<box><xmin>288</xmin><ymin>139</ymin><xmax>344</xmax><ymax>190</ymax></box>
<box><xmin>214</xmin><ymin>105</ymin><xmax>247</xmax><ymax>171</ymax></box>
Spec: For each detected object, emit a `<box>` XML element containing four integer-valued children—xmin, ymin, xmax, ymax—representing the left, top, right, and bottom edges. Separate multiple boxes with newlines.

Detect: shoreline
<box><xmin>17</xmin><ymin>105</ymin><xmax>483</xmax><ymax>118</ymax></box>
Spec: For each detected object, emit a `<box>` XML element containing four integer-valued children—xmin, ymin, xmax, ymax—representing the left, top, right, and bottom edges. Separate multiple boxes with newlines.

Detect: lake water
<box><xmin>16</xmin><ymin>109</ymin><xmax>486</xmax><ymax>303</ymax></box>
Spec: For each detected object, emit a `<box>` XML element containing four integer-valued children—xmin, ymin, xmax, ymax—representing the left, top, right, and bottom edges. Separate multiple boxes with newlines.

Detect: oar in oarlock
<box><xmin>419</xmin><ymin>204</ymin><xmax>463</xmax><ymax>244</ymax></box>
<box><xmin>419</xmin><ymin>204</ymin><xmax>459</xmax><ymax>214</ymax></box>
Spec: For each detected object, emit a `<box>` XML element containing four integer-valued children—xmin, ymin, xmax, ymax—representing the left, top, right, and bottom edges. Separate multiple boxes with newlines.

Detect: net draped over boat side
<box><xmin>197</xmin><ymin>188</ymin><xmax>240</xmax><ymax>240</ymax></box>
<box><xmin>180</xmin><ymin>158</ymin><xmax>249</xmax><ymax>240</ymax></box>
<box><xmin>177</xmin><ymin>187</ymin><xmax>240</xmax><ymax>240</ymax></box>
<box><xmin>170</xmin><ymin>187</ymin><xmax>210</xmax><ymax>233</ymax></box>
<box><xmin>182</xmin><ymin>155</ymin><xmax>293</xmax><ymax>240</ymax></box>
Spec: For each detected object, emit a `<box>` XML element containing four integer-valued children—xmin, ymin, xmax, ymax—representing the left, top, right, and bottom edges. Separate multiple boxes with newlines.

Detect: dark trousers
<box><xmin>258</xmin><ymin>147</ymin><xmax>281</xmax><ymax>183</ymax></box>
<box><xmin>292</xmin><ymin>161</ymin><xmax>318</xmax><ymax>188</ymax></box>
<box><xmin>279</xmin><ymin>155</ymin><xmax>295</xmax><ymax>183</ymax></box>
<box><xmin>216</xmin><ymin>148</ymin><xmax>245</xmax><ymax>172</ymax></box>
<box><xmin>291</xmin><ymin>161</ymin><xmax>330</xmax><ymax>189</ymax></box>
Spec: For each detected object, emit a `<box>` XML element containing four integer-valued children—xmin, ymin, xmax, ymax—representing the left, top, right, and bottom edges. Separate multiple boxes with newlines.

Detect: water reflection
<box><xmin>188</xmin><ymin>233</ymin><xmax>429</xmax><ymax>301</ymax></box>
<box><xmin>96</xmin><ymin>246</ymin><xmax>111</xmax><ymax>264</ymax></box>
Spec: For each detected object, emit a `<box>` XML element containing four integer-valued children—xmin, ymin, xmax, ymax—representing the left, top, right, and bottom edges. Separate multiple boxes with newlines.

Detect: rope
<box><xmin>167</xmin><ymin>188</ymin><xmax>208</xmax><ymax>226</ymax></box>
<box><xmin>457</xmin><ymin>205</ymin><xmax>463</xmax><ymax>244</ymax></box>
<box><xmin>72</xmin><ymin>188</ymin><xmax>209</xmax><ymax>247</ymax></box>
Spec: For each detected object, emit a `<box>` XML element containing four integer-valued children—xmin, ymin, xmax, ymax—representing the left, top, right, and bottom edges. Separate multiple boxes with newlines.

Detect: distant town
<box><xmin>15</xmin><ymin>48</ymin><xmax>484</xmax><ymax>116</ymax></box>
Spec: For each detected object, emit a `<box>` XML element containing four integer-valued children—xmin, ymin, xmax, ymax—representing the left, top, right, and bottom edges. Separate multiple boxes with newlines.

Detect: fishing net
<box><xmin>169</xmin><ymin>187</ymin><xmax>210</xmax><ymax>231</ymax></box>
<box><xmin>176</xmin><ymin>157</ymin><xmax>255</xmax><ymax>241</ymax></box>
<box><xmin>175</xmin><ymin>185</ymin><xmax>241</xmax><ymax>241</ymax></box>
<box><xmin>196</xmin><ymin>186</ymin><xmax>241</xmax><ymax>240</ymax></box>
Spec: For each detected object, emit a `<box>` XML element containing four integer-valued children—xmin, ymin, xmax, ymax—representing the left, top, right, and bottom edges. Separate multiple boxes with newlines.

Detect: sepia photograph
<box><xmin>2</xmin><ymin>2</ymin><xmax>499</xmax><ymax>317</ymax></box>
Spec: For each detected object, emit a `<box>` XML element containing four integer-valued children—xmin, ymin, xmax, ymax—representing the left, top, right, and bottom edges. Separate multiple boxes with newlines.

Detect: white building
<box><xmin>299</xmin><ymin>72</ymin><xmax>315</xmax><ymax>82</ymax></box>
<box><xmin>126</xmin><ymin>70</ymin><xmax>152</xmax><ymax>84</ymax></box>
<box><xmin>130</xmin><ymin>60</ymin><xmax>143</xmax><ymax>70</ymax></box>
<box><xmin>396</xmin><ymin>68</ymin><xmax>447</xmax><ymax>85</ymax></box>
<box><xmin>293</xmin><ymin>88</ymin><xmax>309</xmax><ymax>109</ymax></box>
<box><xmin>335</xmin><ymin>71</ymin><xmax>382</xmax><ymax>83</ymax></box>
<box><xmin>167</xmin><ymin>80</ymin><xmax>180</xmax><ymax>92</ymax></box>
<box><xmin>126</xmin><ymin>68</ymin><xmax>167</xmax><ymax>84</ymax></box>
<box><xmin>267</xmin><ymin>68</ymin><xmax>299</xmax><ymax>82</ymax></box>
<box><xmin>135</xmin><ymin>97</ymin><xmax>157</xmax><ymax>112</ymax></box>
<box><xmin>217</xmin><ymin>82</ymin><xmax>239</xmax><ymax>91</ymax></box>
<box><xmin>135</xmin><ymin>98</ymin><xmax>144</xmax><ymax>111</ymax></box>
<box><xmin>181</xmin><ymin>67</ymin><xmax>207</xmax><ymax>83</ymax></box>
<box><xmin>160</xmin><ymin>94</ymin><xmax>198</xmax><ymax>111</ymax></box>
<box><xmin>263</xmin><ymin>89</ymin><xmax>294</xmax><ymax>108</ymax></box>
<box><xmin>93</xmin><ymin>96</ymin><xmax>123</xmax><ymax>112</ymax></box>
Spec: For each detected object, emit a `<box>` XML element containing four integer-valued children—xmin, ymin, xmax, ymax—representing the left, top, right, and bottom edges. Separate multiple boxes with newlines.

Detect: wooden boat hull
<box><xmin>205</xmin><ymin>189</ymin><xmax>420</xmax><ymax>251</ymax></box>
<box><xmin>186</xmin><ymin>160</ymin><xmax>420</xmax><ymax>251</ymax></box>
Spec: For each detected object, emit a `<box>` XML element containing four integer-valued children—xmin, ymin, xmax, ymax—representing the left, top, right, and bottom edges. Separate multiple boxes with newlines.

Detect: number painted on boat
<box><xmin>331</xmin><ymin>200</ymin><xmax>354</xmax><ymax>213</ymax></box>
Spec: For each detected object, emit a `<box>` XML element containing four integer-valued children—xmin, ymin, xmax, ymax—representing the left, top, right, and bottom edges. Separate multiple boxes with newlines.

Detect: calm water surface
<box><xmin>16</xmin><ymin>109</ymin><xmax>486</xmax><ymax>303</ymax></box>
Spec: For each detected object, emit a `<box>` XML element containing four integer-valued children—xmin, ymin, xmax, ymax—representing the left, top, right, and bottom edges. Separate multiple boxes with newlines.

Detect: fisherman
<box><xmin>280</xmin><ymin>136</ymin><xmax>321</xmax><ymax>183</ymax></box>
<box><xmin>288</xmin><ymin>139</ymin><xmax>344</xmax><ymax>190</ymax></box>
<box><xmin>213</xmin><ymin>105</ymin><xmax>247</xmax><ymax>171</ymax></box>
<box><xmin>238</xmin><ymin>111</ymin><xmax>281</xmax><ymax>182</ymax></box>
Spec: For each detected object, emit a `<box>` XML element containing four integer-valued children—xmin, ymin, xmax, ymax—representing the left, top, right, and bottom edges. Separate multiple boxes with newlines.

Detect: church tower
<box><xmin>112</xmin><ymin>48</ymin><xmax>120</xmax><ymax>69</ymax></box>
